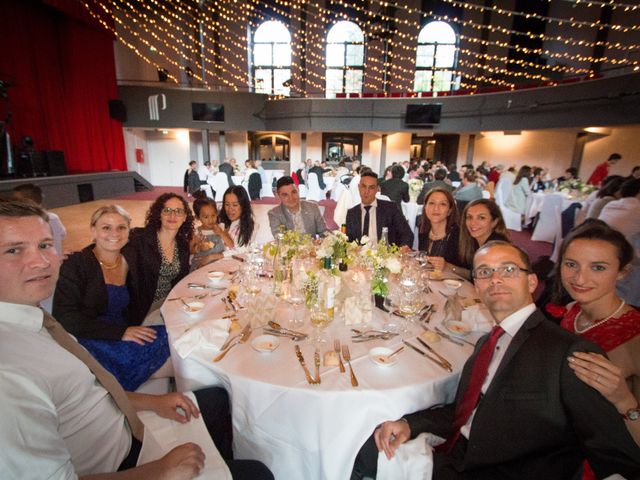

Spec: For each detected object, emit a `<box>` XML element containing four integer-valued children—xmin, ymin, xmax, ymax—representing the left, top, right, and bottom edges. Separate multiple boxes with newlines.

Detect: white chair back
<box><xmin>481</xmin><ymin>189</ymin><xmax>491</xmax><ymax>199</ymax></box>
<box><xmin>550</xmin><ymin>205</ymin><xmax>564</xmax><ymax>263</ymax></box>
<box><xmin>531</xmin><ymin>194</ymin><xmax>565</xmax><ymax>243</ymax></box>
<box><xmin>494</xmin><ymin>177</ymin><xmax>512</xmax><ymax>206</ymax></box>
<box><xmin>260</xmin><ymin>171</ymin><xmax>275</xmax><ymax>198</ymax></box>
<box><xmin>333</xmin><ymin>189</ymin><xmax>356</xmax><ymax>226</ymax></box>
<box><xmin>211</xmin><ymin>172</ymin><xmax>230</xmax><ymax>202</ymax></box>
<box><xmin>376</xmin><ymin>193</ymin><xmax>391</xmax><ymax>201</ymax></box>
<box><xmin>499</xmin><ymin>204</ymin><xmax>522</xmax><ymax>232</ymax></box>
<box><xmin>349</xmin><ymin>175</ymin><xmax>361</xmax><ymax>205</ymax></box>
<box><xmin>306</xmin><ymin>172</ymin><xmax>324</xmax><ymax>202</ymax></box>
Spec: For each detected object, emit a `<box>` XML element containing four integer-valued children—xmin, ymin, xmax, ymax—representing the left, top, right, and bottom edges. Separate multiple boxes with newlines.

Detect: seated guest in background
<box><xmin>380</xmin><ymin>164</ymin><xmax>409</xmax><ymax>204</ymax></box>
<box><xmin>446</xmin><ymin>163</ymin><xmax>462</xmax><ymax>182</ymax></box>
<box><xmin>219</xmin><ymin>157</ymin><xmax>237</xmax><ymax>186</ymax></box>
<box><xmin>453</xmin><ymin>170</ymin><xmax>483</xmax><ymax>203</ymax></box>
<box><xmin>417</xmin><ymin>188</ymin><xmax>460</xmax><ymax>271</ymax></box>
<box><xmin>0</xmin><ymin>201</ymin><xmax>273</xmax><ymax>480</ymax></box>
<box><xmin>557</xmin><ymin>166</ymin><xmax>579</xmax><ymax>184</ymax></box>
<box><xmin>268</xmin><ymin>176</ymin><xmax>327</xmax><ymax>238</ymax></box>
<box><xmin>352</xmin><ymin>241</ymin><xmax>640</xmax><ymax>480</ymax></box>
<box><xmin>530</xmin><ymin>167</ymin><xmax>546</xmax><ymax>192</ymax></box>
<box><xmin>53</xmin><ymin>205</ymin><xmax>171</xmax><ymax>391</ymax></box>
<box><xmin>308</xmin><ymin>160</ymin><xmax>327</xmax><ymax>190</ymax></box>
<box><xmin>191</xmin><ymin>198</ymin><xmax>234</xmax><ymax>271</ymax></box>
<box><xmin>351</xmin><ymin>159</ymin><xmax>361</xmax><ymax>175</ymax></box>
<box><xmin>128</xmin><ymin>193</ymin><xmax>194</xmax><ymax>320</ymax></box>
<box><xmin>11</xmin><ymin>183</ymin><xmax>66</xmax><ymax>313</ymax></box>
<box><xmin>346</xmin><ymin>171</ymin><xmax>413</xmax><ymax>247</ymax></box>
<box><xmin>185</xmin><ymin>160</ymin><xmax>201</xmax><ymax>197</ymax></box>
<box><xmin>551</xmin><ymin>220</ymin><xmax>640</xmax><ymax>454</ymax></box>
<box><xmin>335</xmin><ymin>160</ymin><xmax>349</xmax><ymax>178</ymax></box>
<box><xmin>486</xmin><ymin>164</ymin><xmax>503</xmax><ymax>185</ymax></box>
<box><xmin>417</xmin><ymin>168</ymin><xmax>454</xmax><ymax>205</ymax></box>
<box><xmin>586</xmin><ymin>175</ymin><xmax>625</xmax><ymax>219</ymax></box>
<box><xmin>598</xmin><ymin>178</ymin><xmax>640</xmax><ymax>244</ymax></box>
<box><xmin>505</xmin><ymin>165</ymin><xmax>531</xmax><ymax>218</ymax></box>
<box><xmin>456</xmin><ymin>199</ymin><xmax>510</xmax><ymax>280</ymax></box>
<box><xmin>588</xmin><ymin>153</ymin><xmax>622</xmax><ymax>186</ymax></box>
<box><xmin>220</xmin><ymin>185</ymin><xmax>258</xmax><ymax>248</ymax></box>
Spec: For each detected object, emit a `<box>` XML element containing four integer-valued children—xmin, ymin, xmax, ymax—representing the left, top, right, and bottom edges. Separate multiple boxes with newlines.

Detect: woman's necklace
<box><xmin>574</xmin><ymin>300</ymin><xmax>626</xmax><ymax>334</ymax></box>
<box><xmin>94</xmin><ymin>250</ymin><xmax>122</xmax><ymax>270</ymax></box>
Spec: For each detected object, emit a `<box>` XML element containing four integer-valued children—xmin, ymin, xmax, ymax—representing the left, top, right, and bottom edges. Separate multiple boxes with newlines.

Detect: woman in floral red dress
<box><xmin>551</xmin><ymin>219</ymin><xmax>640</xmax><ymax>478</ymax></box>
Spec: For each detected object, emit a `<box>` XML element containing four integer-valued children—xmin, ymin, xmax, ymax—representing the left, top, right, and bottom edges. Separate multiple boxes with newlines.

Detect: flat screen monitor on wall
<box><xmin>405</xmin><ymin>103</ymin><xmax>442</xmax><ymax>126</ymax></box>
<box><xmin>192</xmin><ymin>103</ymin><xmax>225</xmax><ymax>122</ymax></box>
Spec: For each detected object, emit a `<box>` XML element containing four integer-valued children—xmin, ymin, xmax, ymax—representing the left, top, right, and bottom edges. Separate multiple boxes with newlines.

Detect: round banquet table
<box><xmin>161</xmin><ymin>258</ymin><xmax>480</xmax><ymax>480</ymax></box>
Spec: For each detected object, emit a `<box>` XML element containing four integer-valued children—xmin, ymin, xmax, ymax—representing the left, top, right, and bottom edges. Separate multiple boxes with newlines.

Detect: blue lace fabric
<box><xmin>79</xmin><ymin>284</ymin><xmax>170</xmax><ymax>391</ymax></box>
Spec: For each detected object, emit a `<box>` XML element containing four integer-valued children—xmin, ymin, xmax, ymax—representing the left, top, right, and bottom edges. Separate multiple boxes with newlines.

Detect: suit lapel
<box><xmin>280</xmin><ymin>204</ymin><xmax>294</xmax><ymax>230</ymax></box>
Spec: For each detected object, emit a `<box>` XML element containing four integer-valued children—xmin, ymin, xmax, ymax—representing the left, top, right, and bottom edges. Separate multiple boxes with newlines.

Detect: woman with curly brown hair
<box><xmin>126</xmin><ymin>193</ymin><xmax>194</xmax><ymax>320</ymax></box>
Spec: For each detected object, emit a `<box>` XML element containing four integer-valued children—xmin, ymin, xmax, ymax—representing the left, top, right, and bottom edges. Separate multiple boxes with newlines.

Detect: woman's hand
<box><xmin>568</xmin><ymin>351</ymin><xmax>637</xmax><ymax>412</ymax></box>
<box><xmin>122</xmin><ymin>326</ymin><xmax>158</xmax><ymax>345</ymax></box>
<box><xmin>427</xmin><ymin>256</ymin><xmax>446</xmax><ymax>271</ymax></box>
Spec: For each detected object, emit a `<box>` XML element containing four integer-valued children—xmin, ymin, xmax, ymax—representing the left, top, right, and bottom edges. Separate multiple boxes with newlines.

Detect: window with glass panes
<box><xmin>414</xmin><ymin>21</ymin><xmax>458</xmax><ymax>93</ymax></box>
<box><xmin>252</xmin><ymin>21</ymin><xmax>291</xmax><ymax>96</ymax></box>
<box><xmin>325</xmin><ymin>21</ymin><xmax>364</xmax><ymax>98</ymax></box>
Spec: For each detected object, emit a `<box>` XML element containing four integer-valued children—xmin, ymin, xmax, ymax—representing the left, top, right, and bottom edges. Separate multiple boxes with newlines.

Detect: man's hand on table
<box><xmin>128</xmin><ymin>392</ymin><xmax>200</xmax><ymax>423</ymax></box>
<box><xmin>158</xmin><ymin>443</ymin><xmax>206</xmax><ymax>480</ymax></box>
<box><xmin>374</xmin><ymin>419</ymin><xmax>411</xmax><ymax>460</ymax></box>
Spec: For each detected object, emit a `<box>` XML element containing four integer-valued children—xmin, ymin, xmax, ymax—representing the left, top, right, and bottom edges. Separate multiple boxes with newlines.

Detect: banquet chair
<box><xmin>494</xmin><ymin>177</ymin><xmax>512</xmax><ymax>206</ymax></box>
<box><xmin>376</xmin><ymin>193</ymin><xmax>391</xmax><ymax>201</ymax></box>
<box><xmin>211</xmin><ymin>172</ymin><xmax>230</xmax><ymax>202</ymax></box>
<box><xmin>499</xmin><ymin>204</ymin><xmax>522</xmax><ymax>232</ymax></box>
<box><xmin>260</xmin><ymin>171</ymin><xmax>275</xmax><ymax>198</ymax></box>
<box><xmin>349</xmin><ymin>175</ymin><xmax>361</xmax><ymax>205</ymax></box>
<box><xmin>532</xmin><ymin>194</ymin><xmax>565</xmax><ymax>243</ymax></box>
<box><xmin>298</xmin><ymin>184</ymin><xmax>308</xmax><ymax>199</ymax></box>
<box><xmin>306</xmin><ymin>172</ymin><xmax>325</xmax><ymax>202</ymax></box>
<box><xmin>550</xmin><ymin>205</ymin><xmax>564</xmax><ymax>263</ymax></box>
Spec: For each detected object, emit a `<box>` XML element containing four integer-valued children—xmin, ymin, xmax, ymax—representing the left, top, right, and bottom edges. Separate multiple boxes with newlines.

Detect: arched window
<box><xmin>252</xmin><ymin>20</ymin><xmax>291</xmax><ymax>96</ymax></box>
<box><xmin>414</xmin><ymin>21</ymin><xmax>459</xmax><ymax>93</ymax></box>
<box><xmin>326</xmin><ymin>21</ymin><xmax>364</xmax><ymax>98</ymax></box>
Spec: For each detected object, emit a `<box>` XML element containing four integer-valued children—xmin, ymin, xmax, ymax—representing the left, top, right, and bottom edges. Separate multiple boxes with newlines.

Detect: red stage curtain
<box><xmin>0</xmin><ymin>0</ymin><xmax>126</xmax><ymax>173</ymax></box>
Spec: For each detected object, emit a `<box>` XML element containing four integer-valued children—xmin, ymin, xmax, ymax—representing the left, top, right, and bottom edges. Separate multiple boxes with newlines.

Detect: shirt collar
<box><xmin>0</xmin><ymin>301</ymin><xmax>44</xmax><ymax>332</ymax></box>
<box><xmin>362</xmin><ymin>199</ymin><xmax>378</xmax><ymax>210</ymax></box>
<box><xmin>497</xmin><ymin>303</ymin><xmax>536</xmax><ymax>337</ymax></box>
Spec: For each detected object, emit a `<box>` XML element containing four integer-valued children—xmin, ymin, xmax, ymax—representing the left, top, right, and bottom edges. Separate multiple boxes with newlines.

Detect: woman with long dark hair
<box><xmin>456</xmin><ymin>199</ymin><xmax>510</xmax><ymax>280</ymax></box>
<box><xmin>552</xmin><ymin>220</ymin><xmax>640</xmax><ymax>469</ymax></box>
<box><xmin>219</xmin><ymin>185</ymin><xmax>257</xmax><ymax>248</ymax></box>
<box><xmin>127</xmin><ymin>193</ymin><xmax>194</xmax><ymax>320</ymax></box>
<box><xmin>417</xmin><ymin>187</ymin><xmax>461</xmax><ymax>271</ymax></box>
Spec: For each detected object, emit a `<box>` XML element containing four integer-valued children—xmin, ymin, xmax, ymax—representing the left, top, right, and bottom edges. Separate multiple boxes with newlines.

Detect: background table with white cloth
<box><xmin>162</xmin><ymin>259</ymin><xmax>481</xmax><ymax>480</ymax></box>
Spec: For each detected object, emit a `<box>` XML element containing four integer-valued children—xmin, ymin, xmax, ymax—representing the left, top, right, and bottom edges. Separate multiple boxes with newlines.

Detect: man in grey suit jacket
<box><xmin>352</xmin><ymin>241</ymin><xmax>640</xmax><ymax>479</ymax></box>
<box><xmin>268</xmin><ymin>176</ymin><xmax>328</xmax><ymax>238</ymax></box>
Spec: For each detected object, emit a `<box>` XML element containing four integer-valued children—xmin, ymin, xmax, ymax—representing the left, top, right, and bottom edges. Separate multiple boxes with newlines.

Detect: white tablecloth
<box><xmin>162</xmin><ymin>260</ymin><xmax>478</xmax><ymax>480</ymax></box>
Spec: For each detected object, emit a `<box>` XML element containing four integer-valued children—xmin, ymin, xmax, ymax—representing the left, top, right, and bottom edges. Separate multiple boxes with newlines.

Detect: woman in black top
<box><xmin>417</xmin><ymin>187</ymin><xmax>461</xmax><ymax>271</ymax></box>
<box><xmin>456</xmin><ymin>199</ymin><xmax>510</xmax><ymax>280</ymax></box>
<box><xmin>127</xmin><ymin>193</ymin><xmax>194</xmax><ymax>320</ymax></box>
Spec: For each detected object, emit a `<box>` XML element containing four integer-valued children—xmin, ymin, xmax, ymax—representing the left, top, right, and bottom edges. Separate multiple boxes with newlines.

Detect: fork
<box><xmin>334</xmin><ymin>339</ymin><xmax>346</xmax><ymax>373</ymax></box>
<box><xmin>341</xmin><ymin>345</ymin><xmax>359</xmax><ymax>387</ymax></box>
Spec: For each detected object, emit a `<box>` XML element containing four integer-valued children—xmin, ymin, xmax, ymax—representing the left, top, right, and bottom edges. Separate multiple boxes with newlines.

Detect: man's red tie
<box><xmin>437</xmin><ymin>325</ymin><xmax>505</xmax><ymax>453</ymax></box>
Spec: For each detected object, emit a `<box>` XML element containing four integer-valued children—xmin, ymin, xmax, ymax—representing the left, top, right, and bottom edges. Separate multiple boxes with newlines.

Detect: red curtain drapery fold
<box><xmin>0</xmin><ymin>0</ymin><xmax>126</xmax><ymax>173</ymax></box>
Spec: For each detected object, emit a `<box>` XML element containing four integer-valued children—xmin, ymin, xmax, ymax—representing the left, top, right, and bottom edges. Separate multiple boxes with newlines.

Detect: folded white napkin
<box><xmin>173</xmin><ymin>318</ymin><xmax>231</xmax><ymax>359</ymax></box>
<box><xmin>461</xmin><ymin>304</ymin><xmax>494</xmax><ymax>333</ymax></box>
<box><xmin>376</xmin><ymin>432</ymin><xmax>444</xmax><ymax>480</ymax></box>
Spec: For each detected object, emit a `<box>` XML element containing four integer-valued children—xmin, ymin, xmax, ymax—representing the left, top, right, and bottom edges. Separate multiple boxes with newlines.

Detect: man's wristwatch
<box><xmin>621</xmin><ymin>403</ymin><xmax>640</xmax><ymax>421</ymax></box>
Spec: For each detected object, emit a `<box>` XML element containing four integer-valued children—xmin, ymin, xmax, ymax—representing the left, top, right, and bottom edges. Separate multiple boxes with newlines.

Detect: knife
<box><xmin>231</xmin><ymin>254</ymin><xmax>246</xmax><ymax>262</ymax></box>
<box><xmin>314</xmin><ymin>349</ymin><xmax>321</xmax><ymax>384</ymax></box>
<box><xmin>435</xmin><ymin>326</ymin><xmax>476</xmax><ymax>347</ymax></box>
<box><xmin>295</xmin><ymin>345</ymin><xmax>316</xmax><ymax>385</ymax></box>
<box><xmin>416</xmin><ymin>337</ymin><xmax>452</xmax><ymax>370</ymax></box>
<box><xmin>402</xmin><ymin>340</ymin><xmax>452</xmax><ymax>372</ymax></box>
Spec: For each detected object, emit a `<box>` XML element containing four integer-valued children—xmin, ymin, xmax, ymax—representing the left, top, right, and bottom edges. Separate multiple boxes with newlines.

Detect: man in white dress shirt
<box><xmin>0</xmin><ymin>202</ymin><xmax>272</xmax><ymax>480</ymax></box>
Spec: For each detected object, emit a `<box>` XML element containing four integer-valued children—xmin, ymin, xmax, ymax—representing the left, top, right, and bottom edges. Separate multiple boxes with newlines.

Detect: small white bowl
<box><xmin>369</xmin><ymin>347</ymin><xmax>399</xmax><ymax>367</ymax></box>
<box><xmin>251</xmin><ymin>334</ymin><xmax>280</xmax><ymax>353</ymax></box>
<box><xmin>207</xmin><ymin>271</ymin><xmax>225</xmax><ymax>284</ymax></box>
<box><xmin>443</xmin><ymin>279</ymin><xmax>462</xmax><ymax>294</ymax></box>
<box><xmin>444</xmin><ymin>320</ymin><xmax>471</xmax><ymax>337</ymax></box>
<box><xmin>182</xmin><ymin>301</ymin><xmax>205</xmax><ymax>316</ymax></box>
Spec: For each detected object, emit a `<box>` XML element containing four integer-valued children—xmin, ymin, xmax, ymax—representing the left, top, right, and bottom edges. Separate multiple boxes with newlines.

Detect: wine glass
<box><xmin>283</xmin><ymin>281</ymin><xmax>306</xmax><ymax>327</ymax></box>
<box><xmin>309</xmin><ymin>301</ymin><xmax>331</xmax><ymax>344</ymax></box>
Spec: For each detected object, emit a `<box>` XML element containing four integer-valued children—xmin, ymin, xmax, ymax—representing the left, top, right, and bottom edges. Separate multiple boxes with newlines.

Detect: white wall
<box><xmin>145</xmin><ymin>130</ymin><xmax>191</xmax><ymax>186</ymax></box>
<box><xmin>123</xmin><ymin>128</ymin><xmax>151</xmax><ymax>180</ymax></box>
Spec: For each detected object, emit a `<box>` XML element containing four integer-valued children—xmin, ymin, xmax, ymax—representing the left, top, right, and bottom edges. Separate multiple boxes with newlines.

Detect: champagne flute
<box><xmin>309</xmin><ymin>301</ymin><xmax>331</xmax><ymax>344</ymax></box>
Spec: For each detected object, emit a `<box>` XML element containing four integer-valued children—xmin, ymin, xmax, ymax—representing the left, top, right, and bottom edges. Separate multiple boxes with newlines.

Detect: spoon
<box><xmin>386</xmin><ymin>346</ymin><xmax>404</xmax><ymax>359</ymax></box>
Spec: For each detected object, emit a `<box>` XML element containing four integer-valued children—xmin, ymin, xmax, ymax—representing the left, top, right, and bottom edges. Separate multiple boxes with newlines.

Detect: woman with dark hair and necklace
<box><xmin>551</xmin><ymin>220</ymin><xmax>640</xmax><ymax>461</ymax></box>
<box><xmin>219</xmin><ymin>185</ymin><xmax>258</xmax><ymax>248</ymax></box>
<box><xmin>417</xmin><ymin>187</ymin><xmax>461</xmax><ymax>271</ymax></box>
<box><xmin>128</xmin><ymin>193</ymin><xmax>195</xmax><ymax>320</ymax></box>
<box><xmin>53</xmin><ymin>205</ymin><xmax>171</xmax><ymax>391</ymax></box>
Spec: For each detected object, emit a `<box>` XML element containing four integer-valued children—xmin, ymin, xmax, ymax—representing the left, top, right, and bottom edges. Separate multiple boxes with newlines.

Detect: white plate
<box><xmin>251</xmin><ymin>334</ymin><xmax>280</xmax><ymax>353</ymax></box>
<box><xmin>369</xmin><ymin>347</ymin><xmax>399</xmax><ymax>367</ymax></box>
<box><xmin>182</xmin><ymin>301</ymin><xmax>205</xmax><ymax>316</ymax></box>
<box><xmin>444</xmin><ymin>320</ymin><xmax>471</xmax><ymax>337</ymax></box>
<box><xmin>207</xmin><ymin>271</ymin><xmax>225</xmax><ymax>284</ymax></box>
